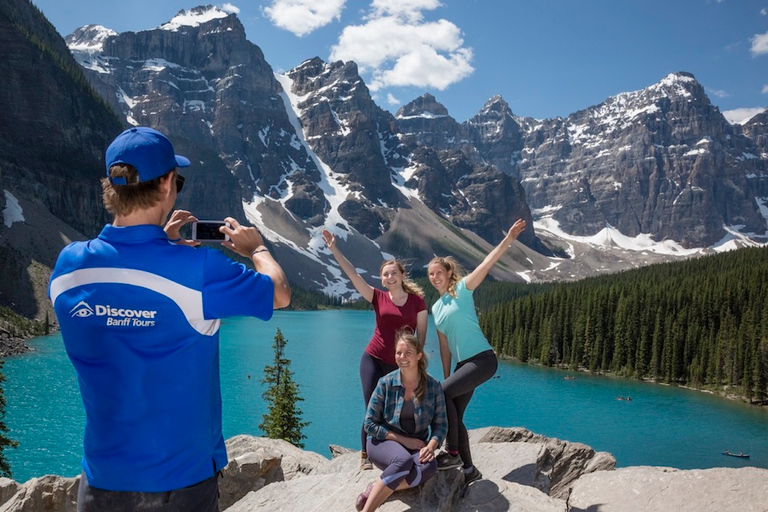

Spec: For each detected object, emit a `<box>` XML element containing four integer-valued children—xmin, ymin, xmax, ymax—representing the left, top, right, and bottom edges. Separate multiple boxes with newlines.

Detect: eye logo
<box><xmin>70</xmin><ymin>301</ymin><xmax>95</xmax><ymax>318</ymax></box>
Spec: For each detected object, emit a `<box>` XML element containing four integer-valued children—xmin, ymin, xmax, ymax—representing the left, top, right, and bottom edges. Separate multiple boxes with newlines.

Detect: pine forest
<box><xmin>477</xmin><ymin>246</ymin><xmax>768</xmax><ymax>401</ymax></box>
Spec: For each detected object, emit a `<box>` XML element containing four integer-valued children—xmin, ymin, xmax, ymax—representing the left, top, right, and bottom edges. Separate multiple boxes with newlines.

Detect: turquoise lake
<box><xmin>4</xmin><ymin>310</ymin><xmax>768</xmax><ymax>483</ymax></box>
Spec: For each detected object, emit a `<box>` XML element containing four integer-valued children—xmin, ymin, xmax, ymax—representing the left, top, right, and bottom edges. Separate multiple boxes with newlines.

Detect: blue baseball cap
<box><xmin>105</xmin><ymin>127</ymin><xmax>190</xmax><ymax>185</ymax></box>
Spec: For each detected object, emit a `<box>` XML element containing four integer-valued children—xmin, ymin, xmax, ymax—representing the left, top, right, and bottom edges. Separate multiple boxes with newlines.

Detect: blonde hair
<box><xmin>396</xmin><ymin>331</ymin><xmax>429</xmax><ymax>402</ymax></box>
<box><xmin>102</xmin><ymin>164</ymin><xmax>170</xmax><ymax>216</ymax></box>
<box><xmin>428</xmin><ymin>256</ymin><xmax>464</xmax><ymax>298</ymax></box>
<box><xmin>380</xmin><ymin>260</ymin><xmax>425</xmax><ymax>297</ymax></box>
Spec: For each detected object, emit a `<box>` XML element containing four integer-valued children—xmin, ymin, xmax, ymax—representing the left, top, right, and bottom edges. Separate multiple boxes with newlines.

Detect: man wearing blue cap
<box><xmin>49</xmin><ymin>127</ymin><xmax>290</xmax><ymax>511</ymax></box>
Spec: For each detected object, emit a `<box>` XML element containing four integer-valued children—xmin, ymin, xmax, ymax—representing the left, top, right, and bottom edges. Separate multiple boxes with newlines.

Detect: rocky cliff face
<box><xmin>66</xmin><ymin>8</ymin><xmax>540</xmax><ymax>294</ymax></box>
<box><xmin>66</xmin><ymin>8</ymin><xmax>324</xmax><ymax>225</ymax></box>
<box><xmin>397</xmin><ymin>74</ymin><xmax>768</xmax><ymax>248</ymax></box>
<box><xmin>0</xmin><ymin>0</ymin><xmax>123</xmax><ymax>321</ymax></box>
<box><xmin>284</xmin><ymin>57</ymin><xmax>402</xmax><ymax>238</ymax></box>
<box><xmin>517</xmin><ymin>73</ymin><xmax>766</xmax><ymax>247</ymax></box>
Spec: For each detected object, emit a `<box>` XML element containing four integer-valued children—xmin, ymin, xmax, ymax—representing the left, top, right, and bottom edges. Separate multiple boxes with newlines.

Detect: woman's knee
<box><xmin>419</xmin><ymin>460</ymin><xmax>438</xmax><ymax>484</ymax></box>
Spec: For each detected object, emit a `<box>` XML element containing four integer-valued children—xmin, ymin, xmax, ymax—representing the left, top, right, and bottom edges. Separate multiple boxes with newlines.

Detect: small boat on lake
<box><xmin>722</xmin><ymin>450</ymin><xmax>750</xmax><ymax>459</ymax></box>
<box><xmin>616</xmin><ymin>395</ymin><xmax>633</xmax><ymax>401</ymax></box>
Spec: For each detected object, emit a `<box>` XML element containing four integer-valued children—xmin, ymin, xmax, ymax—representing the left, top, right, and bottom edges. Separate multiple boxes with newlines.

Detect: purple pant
<box><xmin>367</xmin><ymin>438</ymin><xmax>437</xmax><ymax>490</ymax></box>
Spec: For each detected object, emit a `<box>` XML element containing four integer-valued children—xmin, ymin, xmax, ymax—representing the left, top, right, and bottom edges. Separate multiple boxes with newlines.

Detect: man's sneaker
<box><xmin>355</xmin><ymin>481</ymin><xmax>374</xmax><ymax>511</ymax></box>
<box><xmin>463</xmin><ymin>466</ymin><xmax>482</xmax><ymax>485</ymax></box>
<box><xmin>436</xmin><ymin>452</ymin><xmax>462</xmax><ymax>470</ymax></box>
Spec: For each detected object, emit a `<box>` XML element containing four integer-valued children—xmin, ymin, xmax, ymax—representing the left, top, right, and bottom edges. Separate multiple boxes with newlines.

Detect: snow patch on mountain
<box><xmin>3</xmin><ymin>190</ymin><xmax>24</xmax><ymax>228</ymax></box>
<box><xmin>274</xmin><ymin>73</ymin><xmax>353</xmax><ymax>237</ymax></box>
<box><xmin>159</xmin><ymin>6</ymin><xmax>230</xmax><ymax>31</ymax></box>
<box><xmin>66</xmin><ymin>25</ymin><xmax>117</xmax><ymax>52</ymax></box>
<box><xmin>535</xmin><ymin>216</ymin><xmax>702</xmax><ymax>257</ymax></box>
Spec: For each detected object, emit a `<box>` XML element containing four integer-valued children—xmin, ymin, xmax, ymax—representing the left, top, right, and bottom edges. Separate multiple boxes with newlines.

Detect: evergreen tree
<box><xmin>475</xmin><ymin>245</ymin><xmax>768</xmax><ymax>396</ymax></box>
<box><xmin>0</xmin><ymin>361</ymin><xmax>18</xmax><ymax>478</ymax></box>
<box><xmin>259</xmin><ymin>329</ymin><xmax>309</xmax><ymax>448</ymax></box>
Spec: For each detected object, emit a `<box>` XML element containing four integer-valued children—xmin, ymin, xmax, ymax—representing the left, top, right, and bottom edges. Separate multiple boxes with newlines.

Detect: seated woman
<box><xmin>356</xmin><ymin>332</ymin><xmax>448</xmax><ymax>511</ymax></box>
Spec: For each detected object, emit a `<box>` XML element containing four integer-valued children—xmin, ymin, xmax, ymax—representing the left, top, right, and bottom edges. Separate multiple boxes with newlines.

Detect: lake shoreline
<box><xmin>496</xmin><ymin>353</ymin><xmax>768</xmax><ymax>411</ymax></box>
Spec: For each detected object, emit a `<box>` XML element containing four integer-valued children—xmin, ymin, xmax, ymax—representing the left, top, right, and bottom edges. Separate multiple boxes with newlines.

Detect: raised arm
<box><xmin>464</xmin><ymin>219</ymin><xmax>526</xmax><ymax>291</ymax></box>
<box><xmin>222</xmin><ymin>217</ymin><xmax>291</xmax><ymax>309</ymax></box>
<box><xmin>321</xmin><ymin>229</ymin><xmax>375</xmax><ymax>303</ymax></box>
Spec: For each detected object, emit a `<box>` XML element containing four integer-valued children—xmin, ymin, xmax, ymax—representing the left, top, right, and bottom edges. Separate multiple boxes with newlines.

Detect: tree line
<box><xmin>477</xmin><ymin>246</ymin><xmax>768</xmax><ymax>401</ymax></box>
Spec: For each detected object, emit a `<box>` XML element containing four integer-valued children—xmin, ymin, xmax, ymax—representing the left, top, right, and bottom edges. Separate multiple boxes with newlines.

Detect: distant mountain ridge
<box><xmin>58</xmin><ymin>5</ymin><xmax>768</xmax><ymax>297</ymax></box>
<box><xmin>2</xmin><ymin>0</ymin><xmax>768</xmax><ymax>325</ymax></box>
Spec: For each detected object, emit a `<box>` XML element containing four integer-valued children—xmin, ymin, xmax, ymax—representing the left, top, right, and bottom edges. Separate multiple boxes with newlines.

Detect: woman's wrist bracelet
<box><xmin>251</xmin><ymin>247</ymin><xmax>269</xmax><ymax>257</ymax></box>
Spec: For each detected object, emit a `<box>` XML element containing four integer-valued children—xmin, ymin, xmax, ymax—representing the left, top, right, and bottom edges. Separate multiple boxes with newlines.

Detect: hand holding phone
<box><xmin>191</xmin><ymin>220</ymin><xmax>231</xmax><ymax>242</ymax></box>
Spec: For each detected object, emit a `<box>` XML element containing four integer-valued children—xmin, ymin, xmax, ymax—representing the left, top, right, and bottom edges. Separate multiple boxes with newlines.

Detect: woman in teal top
<box><xmin>427</xmin><ymin>219</ymin><xmax>526</xmax><ymax>485</ymax></box>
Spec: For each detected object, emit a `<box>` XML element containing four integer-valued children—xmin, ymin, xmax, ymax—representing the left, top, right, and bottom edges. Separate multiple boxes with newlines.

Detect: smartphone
<box><xmin>191</xmin><ymin>220</ymin><xmax>230</xmax><ymax>242</ymax></box>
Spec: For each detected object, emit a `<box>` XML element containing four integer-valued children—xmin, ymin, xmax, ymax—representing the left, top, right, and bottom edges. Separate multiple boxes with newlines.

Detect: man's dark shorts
<box><xmin>77</xmin><ymin>472</ymin><xmax>219</xmax><ymax>512</ymax></box>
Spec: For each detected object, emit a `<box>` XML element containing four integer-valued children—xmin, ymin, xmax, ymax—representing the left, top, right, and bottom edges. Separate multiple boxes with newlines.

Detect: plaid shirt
<box><xmin>364</xmin><ymin>369</ymin><xmax>448</xmax><ymax>445</ymax></box>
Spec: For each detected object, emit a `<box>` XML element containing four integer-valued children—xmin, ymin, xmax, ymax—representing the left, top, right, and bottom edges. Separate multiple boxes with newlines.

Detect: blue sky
<box><xmin>31</xmin><ymin>0</ymin><xmax>768</xmax><ymax>123</ymax></box>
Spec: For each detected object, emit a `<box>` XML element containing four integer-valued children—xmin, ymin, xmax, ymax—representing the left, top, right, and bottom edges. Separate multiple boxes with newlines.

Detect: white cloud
<box><xmin>763</xmin><ymin>84</ymin><xmax>768</xmax><ymax>94</ymax></box>
<box><xmin>330</xmin><ymin>3</ymin><xmax>473</xmax><ymax>91</ymax></box>
<box><xmin>369</xmin><ymin>0</ymin><xmax>443</xmax><ymax>21</ymax></box>
<box><xmin>263</xmin><ymin>0</ymin><xmax>345</xmax><ymax>37</ymax></box>
<box><xmin>707</xmin><ymin>88</ymin><xmax>729</xmax><ymax>98</ymax></box>
<box><xmin>386</xmin><ymin>93</ymin><xmax>400</xmax><ymax>105</ymax></box>
<box><xmin>722</xmin><ymin>107</ymin><xmax>766</xmax><ymax>125</ymax></box>
<box><xmin>762</xmin><ymin>8</ymin><xmax>767</xmax><ymax>15</ymax></box>
<box><xmin>221</xmin><ymin>3</ymin><xmax>240</xmax><ymax>14</ymax></box>
<box><xmin>750</xmin><ymin>31</ymin><xmax>768</xmax><ymax>56</ymax></box>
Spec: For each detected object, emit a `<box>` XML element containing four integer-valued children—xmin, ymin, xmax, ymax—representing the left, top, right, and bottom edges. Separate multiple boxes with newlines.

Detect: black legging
<box><xmin>360</xmin><ymin>352</ymin><xmax>398</xmax><ymax>452</ymax></box>
<box><xmin>441</xmin><ymin>350</ymin><xmax>497</xmax><ymax>468</ymax></box>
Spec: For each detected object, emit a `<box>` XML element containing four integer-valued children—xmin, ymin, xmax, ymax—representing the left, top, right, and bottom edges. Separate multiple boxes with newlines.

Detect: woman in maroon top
<box><xmin>322</xmin><ymin>229</ymin><xmax>428</xmax><ymax>469</ymax></box>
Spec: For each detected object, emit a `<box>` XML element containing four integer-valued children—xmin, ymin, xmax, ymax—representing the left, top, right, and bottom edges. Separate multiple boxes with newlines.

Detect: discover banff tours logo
<box><xmin>69</xmin><ymin>301</ymin><xmax>157</xmax><ymax>327</ymax></box>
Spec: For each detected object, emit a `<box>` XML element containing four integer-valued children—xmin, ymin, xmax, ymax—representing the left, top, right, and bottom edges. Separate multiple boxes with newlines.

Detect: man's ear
<box><xmin>160</xmin><ymin>172</ymin><xmax>175</xmax><ymax>197</ymax></box>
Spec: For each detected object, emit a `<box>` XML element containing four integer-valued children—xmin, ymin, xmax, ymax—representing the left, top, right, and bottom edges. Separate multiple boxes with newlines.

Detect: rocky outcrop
<box><xmin>567</xmin><ymin>466</ymin><xmax>768</xmax><ymax>512</ymax></box>
<box><xmin>0</xmin><ymin>475</ymin><xmax>77</xmax><ymax>512</ymax></box>
<box><xmin>219</xmin><ymin>435</ymin><xmax>329</xmax><ymax>510</ymax></box>
<box><xmin>1</xmin><ymin>429</ymin><xmax>766</xmax><ymax>512</ymax></box>
<box><xmin>226</xmin><ymin>427</ymin><xmax>607</xmax><ymax>512</ymax></box>
<box><xmin>468</xmin><ymin>426</ymin><xmax>616</xmax><ymax>499</ymax></box>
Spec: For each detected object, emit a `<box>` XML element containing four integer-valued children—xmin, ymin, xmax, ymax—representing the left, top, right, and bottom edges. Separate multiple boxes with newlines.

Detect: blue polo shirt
<box><xmin>48</xmin><ymin>224</ymin><xmax>274</xmax><ymax>492</ymax></box>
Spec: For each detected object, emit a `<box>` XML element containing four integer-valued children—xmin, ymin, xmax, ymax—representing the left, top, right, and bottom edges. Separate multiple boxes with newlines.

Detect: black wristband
<box><xmin>251</xmin><ymin>247</ymin><xmax>269</xmax><ymax>256</ymax></box>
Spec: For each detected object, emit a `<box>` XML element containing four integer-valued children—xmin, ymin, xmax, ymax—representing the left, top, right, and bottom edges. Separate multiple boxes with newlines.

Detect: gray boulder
<box><xmin>0</xmin><ymin>475</ymin><xmax>78</xmax><ymax>512</ymax></box>
<box><xmin>469</xmin><ymin>426</ymin><xmax>616</xmax><ymax>498</ymax></box>
<box><xmin>220</xmin><ymin>435</ymin><xmax>329</xmax><ymax>510</ymax></box>
<box><xmin>0</xmin><ymin>479</ymin><xmax>19</xmax><ymax>510</ymax></box>
<box><xmin>567</xmin><ymin>466</ymin><xmax>768</xmax><ymax>512</ymax></box>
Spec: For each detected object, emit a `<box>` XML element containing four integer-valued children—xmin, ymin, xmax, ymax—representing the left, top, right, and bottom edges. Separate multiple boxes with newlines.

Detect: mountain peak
<box><xmin>159</xmin><ymin>5</ymin><xmax>233</xmax><ymax>31</ymax></box>
<box><xmin>65</xmin><ymin>25</ymin><xmax>118</xmax><ymax>52</ymax></box>
<box><xmin>478</xmin><ymin>95</ymin><xmax>512</xmax><ymax>116</ymax></box>
<box><xmin>396</xmin><ymin>93</ymin><xmax>451</xmax><ymax>119</ymax></box>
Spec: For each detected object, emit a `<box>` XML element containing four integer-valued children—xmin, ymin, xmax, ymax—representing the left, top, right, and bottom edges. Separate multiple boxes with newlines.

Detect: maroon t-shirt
<box><xmin>365</xmin><ymin>288</ymin><xmax>427</xmax><ymax>365</ymax></box>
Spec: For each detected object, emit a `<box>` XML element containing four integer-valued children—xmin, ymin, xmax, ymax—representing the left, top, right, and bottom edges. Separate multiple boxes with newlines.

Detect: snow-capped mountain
<box><xmin>57</xmin><ymin>5</ymin><xmax>768</xmax><ymax>295</ymax></box>
<box><xmin>400</xmin><ymin>73</ymin><xmax>768</xmax><ymax>248</ymax></box>
<box><xmin>63</xmin><ymin>7</ymin><xmax>540</xmax><ymax>295</ymax></box>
